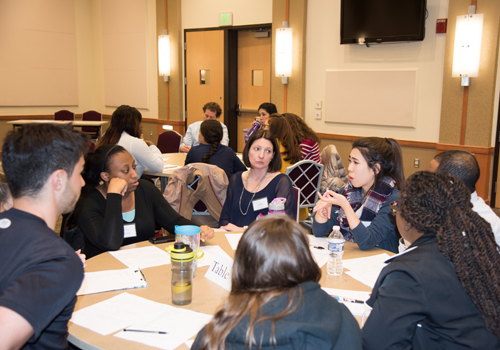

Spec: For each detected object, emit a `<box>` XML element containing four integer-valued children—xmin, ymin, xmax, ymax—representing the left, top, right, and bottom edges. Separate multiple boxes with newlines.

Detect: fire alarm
<box><xmin>436</xmin><ymin>19</ymin><xmax>447</xmax><ymax>34</ymax></box>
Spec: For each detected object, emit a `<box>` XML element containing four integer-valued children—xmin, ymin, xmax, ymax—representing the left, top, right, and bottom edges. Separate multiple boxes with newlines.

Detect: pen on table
<box><xmin>310</xmin><ymin>245</ymin><xmax>325</xmax><ymax>250</ymax></box>
<box><xmin>330</xmin><ymin>295</ymin><xmax>365</xmax><ymax>304</ymax></box>
<box><xmin>123</xmin><ymin>329</ymin><xmax>168</xmax><ymax>335</ymax></box>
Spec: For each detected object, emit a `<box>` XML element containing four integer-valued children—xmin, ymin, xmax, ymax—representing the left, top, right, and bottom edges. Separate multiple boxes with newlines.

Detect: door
<box><xmin>185</xmin><ymin>30</ymin><xmax>225</xmax><ymax>127</ymax></box>
<box><xmin>236</xmin><ymin>30</ymin><xmax>272</xmax><ymax>152</ymax></box>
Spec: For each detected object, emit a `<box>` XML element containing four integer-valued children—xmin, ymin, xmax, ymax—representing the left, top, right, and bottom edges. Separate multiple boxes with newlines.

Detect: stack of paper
<box><xmin>343</xmin><ymin>253</ymin><xmax>390</xmax><ymax>288</ymax></box>
<box><xmin>77</xmin><ymin>268</ymin><xmax>148</xmax><ymax>296</ymax></box>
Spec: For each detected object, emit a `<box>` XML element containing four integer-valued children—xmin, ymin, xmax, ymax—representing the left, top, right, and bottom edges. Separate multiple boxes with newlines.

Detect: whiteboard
<box><xmin>324</xmin><ymin>70</ymin><xmax>417</xmax><ymax>128</ymax></box>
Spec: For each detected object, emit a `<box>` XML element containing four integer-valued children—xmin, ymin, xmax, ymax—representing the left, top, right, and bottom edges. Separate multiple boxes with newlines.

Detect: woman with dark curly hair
<box><xmin>362</xmin><ymin>171</ymin><xmax>500</xmax><ymax>349</ymax></box>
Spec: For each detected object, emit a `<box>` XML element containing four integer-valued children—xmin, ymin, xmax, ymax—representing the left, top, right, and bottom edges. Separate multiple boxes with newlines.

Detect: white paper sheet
<box><xmin>70</xmin><ymin>293</ymin><xmax>167</xmax><ymax>335</ymax></box>
<box><xmin>164</xmin><ymin>164</ymin><xmax>182</xmax><ymax>170</ymax></box>
<box><xmin>197</xmin><ymin>245</ymin><xmax>232</xmax><ymax>268</ymax></box>
<box><xmin>109</xmin><ymin>246</ymin><xmax>171</xmax><ymax>269</ymax></box>
<box><xmin>343</xmin><ymin>253</ymin><xmax>390</xmax><ymax>288</ymax></box>
<box><xmin>114</xmin><ymin>304</ymin><xmax>212</xmax><ymax>350</ymax></box>
<box><xmin>225</xmin><ymin>233</ymin><xmax>243</xmax><ymax>250</ymax></box>
<box><xmin>321</xmin><ymin>287</ymin><xmax>371</xmax><ymax>316</ymax></box>
<box><xmin>308</xmin><ymin>235</ymin><xmax>329</xmax><ymax>249</ymax></box>
<box><xmin>77</xmin><ymin>268</ymin><xmax>147</xmax><ymax>296</ymax></box>
<box><xmin>204</xmin><ymin>253</ymin><xmax>233</xmax><ymax>291</ymax></box>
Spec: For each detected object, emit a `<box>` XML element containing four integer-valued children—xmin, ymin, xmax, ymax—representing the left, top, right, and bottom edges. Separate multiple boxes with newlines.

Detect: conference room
<box><xmin>1</xmin><ymin>0</ymin><xmax>500</xmax><ymax>349</ymax></box>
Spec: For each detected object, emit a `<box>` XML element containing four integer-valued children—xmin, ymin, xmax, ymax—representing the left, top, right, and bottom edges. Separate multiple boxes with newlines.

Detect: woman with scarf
<box><xmin>312</xmin><ymin>137</ymin><xmax>404</xmax><ymax>253</ymax></box>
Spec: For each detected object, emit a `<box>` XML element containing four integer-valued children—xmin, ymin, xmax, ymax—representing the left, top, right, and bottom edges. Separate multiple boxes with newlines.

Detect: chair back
<box><xmin>157</xmin><ymin>130</ymin><xmax>182</xmax><ymax>153</ymax></box>
<box><xmin>286</xmin><ymin>160</ymin><xmax>324</xmax><ymax>209</ymax></box>
<box><xmin>54</xmin><ymin>110</ymin><xmax>74</xmax><ymax>121</ymax></box>
<box><xmin>292</xmin><ymin>186</ymin><xmax>301</xmax><ymax>223</ymax></box>
<box><xmin>82</xmin><ymin>110</ymin><xmax>102</xmax><ymax>133</ymax></box>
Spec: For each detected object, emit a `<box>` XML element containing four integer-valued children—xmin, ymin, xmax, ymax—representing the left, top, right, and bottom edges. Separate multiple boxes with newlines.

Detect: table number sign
<box><xmin>204</xmin><ymin>254</ymin><xmax>233</xmax><ymax>291</ymax></box>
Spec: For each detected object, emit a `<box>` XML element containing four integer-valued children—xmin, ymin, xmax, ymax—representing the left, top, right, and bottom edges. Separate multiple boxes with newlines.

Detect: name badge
<box><xmin>124</xmin><ymin>224</ymin><xmax>137</xmax><ymax>238</ymax></box>
<box><xmin>252</xmin><ymin>197</ymin><xmax>269</xmax><ymax>211</ymax></box>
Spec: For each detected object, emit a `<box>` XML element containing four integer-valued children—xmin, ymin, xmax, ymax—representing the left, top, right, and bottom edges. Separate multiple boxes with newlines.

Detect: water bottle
<box><xmin>268</xmin><ymin>198</ymin><xmax>286</xmax><ymax>215</ymax></box>
<box><xmin>327</xmin><ymin>225</ymin><xmax>344</xmax><ymax>276</ymax></box>
<box><xmin>244</xmin><ymin>117</ymin><xmax>261</xmax><ymax>142</ymax></box>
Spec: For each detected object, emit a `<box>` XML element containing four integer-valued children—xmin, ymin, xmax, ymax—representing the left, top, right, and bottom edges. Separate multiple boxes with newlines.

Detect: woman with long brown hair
<box><xmin>193</xmin><ymin>215</ymin><xmax>361</xmax><ymax>350</ymax></box>
<box><xmin>283</xmin><ymin>113</ymin><xmax>321</xmax><ymax>163</ymax></box>
<box><xmin>266</xmin><ymin>114</ymin><xmax>302</xmax><ymax>173</ymax></box>
<box><xmin>362</xmin><ymin>171</ymin><xmax>500</xmax><ymax>349</ymax></box>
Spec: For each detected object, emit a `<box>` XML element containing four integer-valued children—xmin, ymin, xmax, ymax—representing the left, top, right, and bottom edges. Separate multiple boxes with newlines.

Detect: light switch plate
<box><xmin>315</xmin><ymin>111</ymin><xmax>322</xmax><ymax>120</ymax></box>
<box><xmin>315</xmin><ymin>100</ymin><xmax>322</xmax><ymax>109</ymax></box>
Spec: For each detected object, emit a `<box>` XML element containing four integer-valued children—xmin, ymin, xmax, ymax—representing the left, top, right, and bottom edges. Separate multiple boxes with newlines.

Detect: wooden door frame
<box><xmin>491</xmin><ymin>90</ymin><xmax>500</xmax><ymax>207</ymax></box>
<box><xmin>184</xmin><ymin>24</ymin><xmax>272</xmax><ymax>151</ymax></box>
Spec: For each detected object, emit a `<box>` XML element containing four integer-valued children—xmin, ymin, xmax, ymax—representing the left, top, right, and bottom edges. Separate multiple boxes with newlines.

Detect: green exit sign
<box><xmin>219</xmin><ymin>12</ymin><xmax>233</xmax><ymax>26</ymax></box>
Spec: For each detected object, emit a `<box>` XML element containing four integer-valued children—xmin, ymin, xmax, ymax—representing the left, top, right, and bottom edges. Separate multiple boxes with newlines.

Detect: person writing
<box><xmin>74</xmin><ymin>145</ymin><xmax>214</xmax><ymax>258</ymax></box>
<box><xmin>312</xmin><ymin>137</ymin><xmax>404</xmax><ymax>253</ymax></box>
<box><xmin>185</xmin><ymin>119</ymin><xmax>246</xmax><ymax>179</ymax></box>
<box><xmin>362</xmin><ymin>171</ymin><xmax>500</xmax><ymax>349</ymax></box>
<box><xmin>219</xmin><ymin>129</ymin><xmax>295</xmax><ymax>230</ymax></box>
<box><xmin>193</xmin><ymin>215</ymin><xmax>362</xmax><ymax>350</ymax></box>
<box><xmin>97</xmin><ymin>105</ymin><xmax>163</xmax><ymax>178</ymax></box>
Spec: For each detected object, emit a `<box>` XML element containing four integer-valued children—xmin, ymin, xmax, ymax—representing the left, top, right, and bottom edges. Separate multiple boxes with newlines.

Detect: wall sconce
<box><xmin>158</xmin><ymin>29</ymin><xmax>170</xmax><ymax>82</ymax></box>
<box><xmin>275</xmin><ymin>23</ymin><xmax>292</xmax><ymax>84</ymax></box>
<box><xmin>452</xmin><ymin>12</ymin><xmax>483</xmax><ymax>86</ymax></box>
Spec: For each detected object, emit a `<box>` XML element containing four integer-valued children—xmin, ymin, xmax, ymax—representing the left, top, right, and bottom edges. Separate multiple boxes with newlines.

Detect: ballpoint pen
<box><xmin>330</xmin><ymin>295</ymin><xmax>365</xmax><ymax>304</ymax></box>
<box><xmin>123</xmin><ymin>329</ymin><xmax>168</xmax><ymax>335</ymax></box>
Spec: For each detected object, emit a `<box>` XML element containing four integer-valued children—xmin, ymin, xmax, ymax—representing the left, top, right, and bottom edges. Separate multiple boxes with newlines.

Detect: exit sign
<box><xmin>219</xmin><ymin>12</ymin><xmax>233</xmax><ymax>26</ymax></box>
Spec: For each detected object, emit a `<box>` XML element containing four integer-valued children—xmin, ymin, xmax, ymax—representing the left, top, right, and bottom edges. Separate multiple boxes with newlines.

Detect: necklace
<box><xmin>239</xmin><ymin>169</ymin><xmax>268</xmax><ymax>216</ymax></box>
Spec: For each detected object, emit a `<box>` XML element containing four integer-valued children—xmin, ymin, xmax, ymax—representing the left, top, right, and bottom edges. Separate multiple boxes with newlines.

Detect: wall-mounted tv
<box><xmin>341</xmin><ymin>0</ymin><xmax>427</xmax><ymax>45</ymax></box>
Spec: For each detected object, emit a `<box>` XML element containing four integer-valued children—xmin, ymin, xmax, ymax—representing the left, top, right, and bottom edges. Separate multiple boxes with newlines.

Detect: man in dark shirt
<box><xmin>0</xmin><ymin>123</ymin><xmax>88</xmax><ymax>349</ymax></box>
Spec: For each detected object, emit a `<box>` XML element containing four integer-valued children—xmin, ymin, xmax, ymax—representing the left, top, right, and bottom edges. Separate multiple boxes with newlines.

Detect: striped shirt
<box><xmin>300</xmin><ymin>139</ymin><xmax>321</xmax><ymax>163</ymax></box>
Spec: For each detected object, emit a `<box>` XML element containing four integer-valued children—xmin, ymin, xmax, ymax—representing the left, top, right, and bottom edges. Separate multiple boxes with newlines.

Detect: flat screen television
<box><xmin>341</xmin><ymin>0</ymin><xmax>427</xmax><ymax>45</ymax></box>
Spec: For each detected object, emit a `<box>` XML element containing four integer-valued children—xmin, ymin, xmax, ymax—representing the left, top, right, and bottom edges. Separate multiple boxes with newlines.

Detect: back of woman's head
<box><xmin>83</xmin><ymin>144</ymin><xmax>127</xmax><ymax>187</ymax></box>
<box><xmin>400</xmin><ymin>171</ymin><xmax>500</xmax><ymax>337</ymax></box>
<box><xmin>232</xmin><ymin>215</ymin><xmax>321</xmax><ymax>292</ymax></box>
<box><xmin>258</xmin><ymin>102</ymin><xmax>277</xmax><ymax>115</ymax></box>
<box><xmin>267</xmin><ymin>114</ymin><xmax>301</xmax><ymax>164</ymax></box>
<box><xmin>283</xmin><ymin>113</ymin><xmax>320</xmax><ymax>144</ymax></box>
<box><xmin>97</xmin><ymin>105</ymin><xmax>142</xmax><ymax>147</ymax></box>
<box><xmin>242</xmin><ymin>129</ymin><xmax>282</xmax><ymax>172</ymax></box>
<box><xmin>352</xmin><ymin>137</ymin><xmax>404</xmax><ymax>189</ymax></box>
<box><xmin>200</xmin><ymin>120</ymin><xmax>223</xmax><ymax>163</ymax></box>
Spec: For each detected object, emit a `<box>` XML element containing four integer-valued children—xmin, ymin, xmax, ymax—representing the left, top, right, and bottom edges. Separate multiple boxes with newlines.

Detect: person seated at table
<box><xmin>219</xmin><ymin>129</ymin><xmax>296</xmax><ymax>231</ymax></box>
<box><xmin>185</xmin><ymin>119</ymin><xmax>246</xmax><ymax>179</ymax></box>
<box><xmin>192</xmin><ymin>215</ymin><xmax>362</xmax><ymax>350</ymax></box>
<box><xmin>180</xmin><ymin>102</ymin><xmax>229</xmax><ymax>153</ymax></box>
<box><xmin>244</xmin><ymin>102</ymin><xmax>278</xmax><ymax>140</ymax></box>
<box><xmin>96</xmin><ymin>105</ymin><xmax>163</xmax><ymax>178</ymax></box>
<box><xmin>312</xmin><ymin>137</ymin><xmax>404</xmax><ymax>253</ymax></box>
<box><xmin>265</xmin><ymin>114</ymin><xmax>302</xmax><ymax>173</ymax></box>
<box><xmin>73</xmin><ymin>145</ymin><xmax>214</xmax><ymax>258</ymax></box>
<box><xmin>362</xmin><ymin>171</ymin><xmax>500</xmax><ymax>349</ymax></box>
<box><xmin>283</xmin><ymin>113</ymin><xmax>322</xmax><ymax>163</ymax></box>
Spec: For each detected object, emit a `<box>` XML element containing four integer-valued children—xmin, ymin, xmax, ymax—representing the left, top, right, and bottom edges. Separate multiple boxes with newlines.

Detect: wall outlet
<box><xmin>414</xmin><ymin>158</ymin><xmax>420</xmax><ymax>168</ymax></box>
<box><xmin>150</xmin><ymin>131</ymin><xmax>154</xmax><ymax>138</ymax></box>
<box><xmin>315</xmin><ymin>111</ymin><xmax>322</xmax><ymax>120</ymax></box>
<box><xmin>315</xmin><ymin>100</ymin><xmax>322</xmax><ymax>109</ymax></box>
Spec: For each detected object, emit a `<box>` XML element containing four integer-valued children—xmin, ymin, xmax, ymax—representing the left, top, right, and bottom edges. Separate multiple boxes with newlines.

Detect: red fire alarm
<box><xmin>436</xmin><ymin>19</ymin><xmax>447</xmax><ymax>33</ymax></box>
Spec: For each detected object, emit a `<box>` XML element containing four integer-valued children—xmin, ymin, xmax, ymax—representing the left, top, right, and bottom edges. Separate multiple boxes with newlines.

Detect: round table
<box><xmin>68</xmin><ymin>232</ymin><xmax>388</xmax><ymax>350</ymax></box>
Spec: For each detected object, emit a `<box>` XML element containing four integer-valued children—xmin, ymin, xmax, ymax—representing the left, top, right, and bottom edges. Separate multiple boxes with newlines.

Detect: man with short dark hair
<box><xmin>179</xmin><ymin>102</ymin><xmax>229</xmax><ymax>153</ymax></box>
<box><xmin>0</xmin><ymin>123</ymin><xmax>88</xmax><ymax>349</ymax></box>
<box><xmin>429</xmin><ymin>150</ymin><xmax>500</xmax><ymax>245</ymax></box>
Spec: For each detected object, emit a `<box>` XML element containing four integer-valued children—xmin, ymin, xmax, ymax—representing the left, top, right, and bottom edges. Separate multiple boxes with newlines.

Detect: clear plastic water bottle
<box><xmin>327</xmin><ymin>225</ymin><xmax>344</xmax><ymax>276</ymax></box>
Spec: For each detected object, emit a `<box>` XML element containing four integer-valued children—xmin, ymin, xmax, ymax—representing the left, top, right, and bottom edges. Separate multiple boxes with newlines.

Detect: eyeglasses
<box><xmin>389</xmin><ymin>202</ymin><xmax>400</xmax><ymax>216</ymax></box>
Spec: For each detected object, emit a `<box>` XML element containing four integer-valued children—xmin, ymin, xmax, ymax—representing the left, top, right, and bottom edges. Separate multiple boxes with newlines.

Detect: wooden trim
<box><xmin>317</xmin><ymin>133</ymin><xmax>437</xmax><ymax>149</ymax></box>
<box><xmin>0</xmin><ymin>115</ymin><xmax>54</xmax><ymax>120</ymax></box>
<box><xmin>436</xmin><ymin>143</ymin><xmax>495</xmax><ymax>155</ymax></box>
<box><xmin>102</xmin><ymin>115</ymin><xmax>184</xmax><ymax>125</ymax></box>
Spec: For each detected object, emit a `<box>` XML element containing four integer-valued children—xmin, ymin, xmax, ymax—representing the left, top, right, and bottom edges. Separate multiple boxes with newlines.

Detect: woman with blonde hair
<box><xmin>193</xmin><ymin>215</ymin><xmax>361</xmax><ymax>350</ymax></box>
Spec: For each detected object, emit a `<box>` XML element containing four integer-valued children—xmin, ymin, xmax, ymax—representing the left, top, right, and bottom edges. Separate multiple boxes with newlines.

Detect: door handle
<box><xmin>236</xmin><ymin>104</ymin><xmax>258</xmax><ymax>116</ymax></box>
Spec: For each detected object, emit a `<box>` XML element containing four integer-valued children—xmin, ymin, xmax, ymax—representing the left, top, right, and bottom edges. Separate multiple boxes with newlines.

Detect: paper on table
<box><xmin>185</xmin><ymin>340</ymin><xmax>195</xmax><ymax>348</ymax></box>
<box><xmin>321</xmin><ymin>287</ymin><xmax>371</xmax><ymax>316</ymax></box>
<box><xmin>310</xmin><ymin>247</ymin><xmax>329</xmax><ymax>268</ymax></box>
<box><xmin>164</xmin><ymin>164</ymin><xmax>181</xmax><ymax>170</ymax></box>
<box><xmin>115</xmin><ymin>303</ymin><xmax>212</xmax><ymax>350</ymax></box>
<box><xmin>214</xmin><ymin>228</ymin><xmax>228</xmax><ymax>233</ymax></box>
<box><xmin>308</xmin><ymin>235</ymin><xmax>328</xmax><ymax>249</ymax></box>
<box><xmin>70</xmin><ymin>293</ymin><xmax>166</xmax><ymax>335</ymax></box>
<box><xmin>225</xmin><ymin>233</ymin><xmax>243</xmax><ymax>250</ymax></box>
<box><xmin>77</xmin><ymin>268</ymin><xmax>147</xmax><ymax>296</ymax></box>
<box><xmin>197</xmin><ymin>245</ymin><xmax>232</xmax><ymax>268</ymax></box>
<box><xmin>109</xmin><ymin>246</ymin><xmax>171</xmax><ymax>269</ymax></box>
<box><xmin>343</xmin><ymin>253</ymin><xmax>390</xmax><ymax>288</ymax></box>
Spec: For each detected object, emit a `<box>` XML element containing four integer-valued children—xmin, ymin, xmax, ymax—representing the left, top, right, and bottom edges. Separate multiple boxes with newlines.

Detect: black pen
<box><xmin>123</xmin><ymin>329</ymin><xmax>168</xmax><ymax>335</ymax></box>
<box><xmin>310</xmin><ymin>245</ymin><xmax>325</xmax><ymax>250</ymax></box>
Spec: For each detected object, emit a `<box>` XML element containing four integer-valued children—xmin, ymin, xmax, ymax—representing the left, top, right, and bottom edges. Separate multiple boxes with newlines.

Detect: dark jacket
<box><xmin>362</xmin><ymin>233</ymin><xmax>500</xmax><ymax>350</ymax></box>
<box><xmin>192</xmin><ymin>281</ymin><xmax>362</xmax><ymax>350</ymax></box>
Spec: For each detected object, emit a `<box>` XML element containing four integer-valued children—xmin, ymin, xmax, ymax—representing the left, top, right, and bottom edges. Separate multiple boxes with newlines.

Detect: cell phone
<box><xmin>149</xmin><ymin>235</ymin><xmax>176</xmax><ymax>244</ymax></box>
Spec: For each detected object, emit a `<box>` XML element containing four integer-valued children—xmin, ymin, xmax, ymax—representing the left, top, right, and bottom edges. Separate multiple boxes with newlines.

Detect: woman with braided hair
<box><xmin>185</xmin><ymin>119</ymin><xmax>246</xmax><ymax>179</ymax></box>
<box><xmin>362</xmin><ymin>171</ymin><xmax>500</xmax><ymax>349</ymax></box>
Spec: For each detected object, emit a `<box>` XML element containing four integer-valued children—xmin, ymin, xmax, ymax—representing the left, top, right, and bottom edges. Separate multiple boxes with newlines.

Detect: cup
<box><xmin>175</xmin><ymin>225</ymin><xmax>201</xmax><ymax>274</ymax></box>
